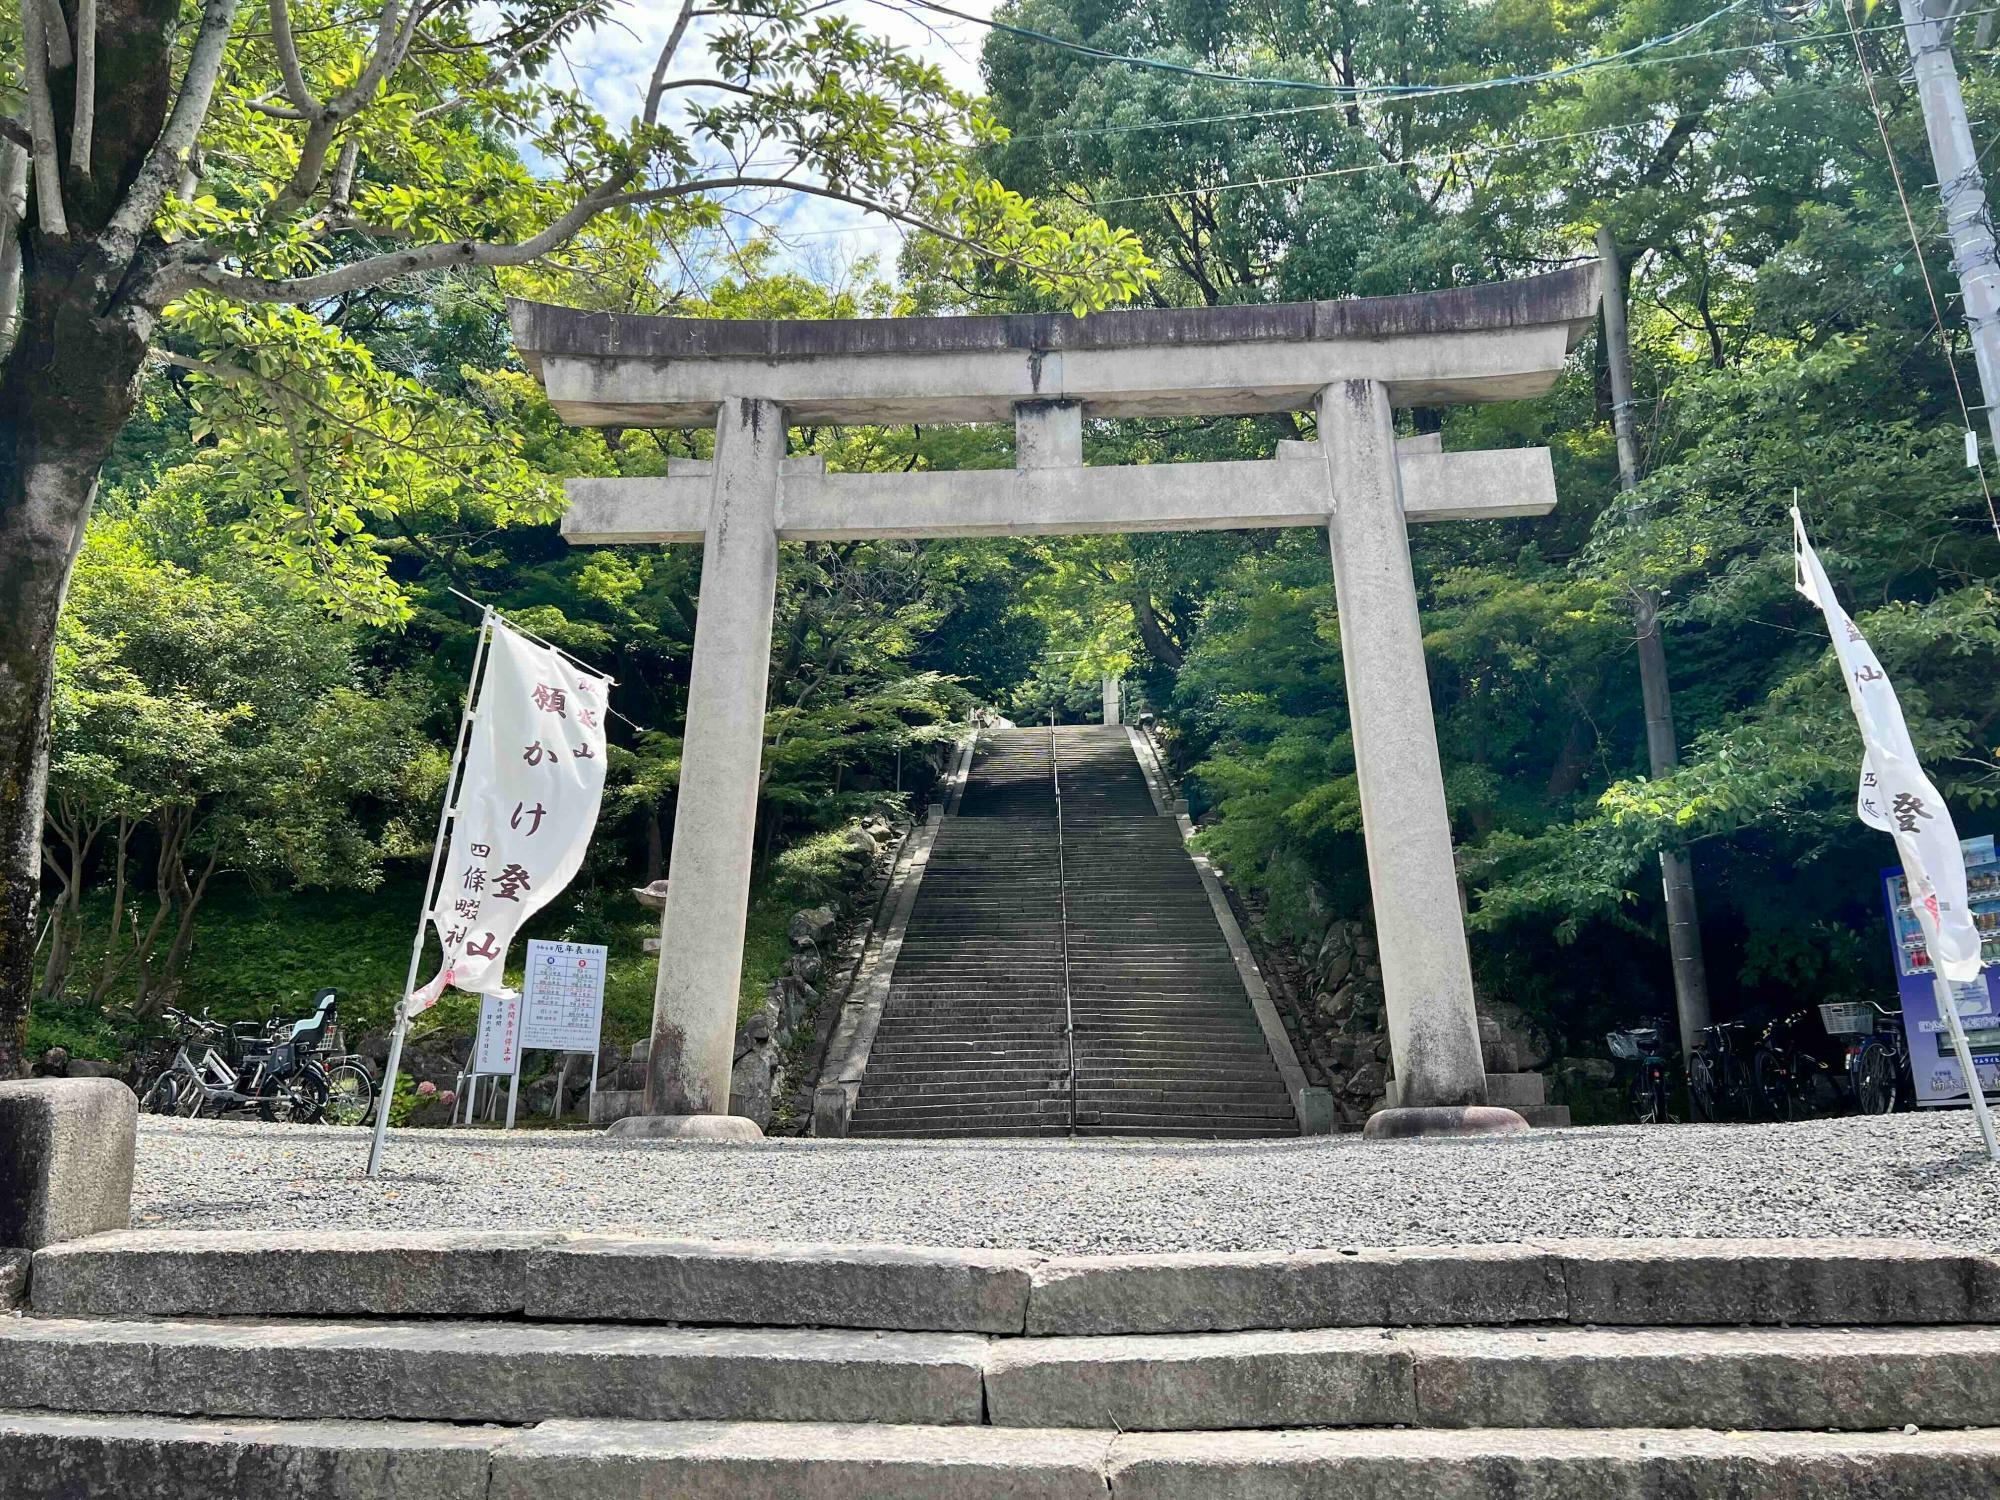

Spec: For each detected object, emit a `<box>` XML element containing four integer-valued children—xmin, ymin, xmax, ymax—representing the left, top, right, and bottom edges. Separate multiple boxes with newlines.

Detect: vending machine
<box><xmin>1880</xmin><ymin>835</ymin><xmax>2000</xmax><ymax>1105</ymax></box>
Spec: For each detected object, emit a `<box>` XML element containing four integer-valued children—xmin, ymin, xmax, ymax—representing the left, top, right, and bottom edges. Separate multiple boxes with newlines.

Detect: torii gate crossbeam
<box><xmin>511</xmin><ymin>267</ymin><xmax>1600</xmax><ymax>1139</ymax></box>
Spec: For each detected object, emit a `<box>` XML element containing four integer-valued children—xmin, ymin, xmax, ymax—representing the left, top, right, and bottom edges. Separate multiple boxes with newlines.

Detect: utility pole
<box><xmin>1898</xmin><ymin>0</ymin><xmax>2000</xmax><ymax>463</ymax></box>
<box><xmin>1597</xmin><ymin>226</ymin><xmax>1713</xmax><ymax>1064</ymax></box>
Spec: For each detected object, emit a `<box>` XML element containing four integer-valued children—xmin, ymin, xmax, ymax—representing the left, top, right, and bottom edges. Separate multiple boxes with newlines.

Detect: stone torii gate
<box><xmin>511</xmin><ymin>266</ymin><xmax>1600</xmax><ymax>1139</ymax></box>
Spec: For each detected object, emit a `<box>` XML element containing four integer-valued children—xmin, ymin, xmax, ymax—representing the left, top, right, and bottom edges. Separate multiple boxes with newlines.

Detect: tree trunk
<box><xmin>1597</xmin><ymin>225</ymin><xmax>1712</xmax><ymax>1060</ymax></box>
<box><xmin>0</xmin><ymin>268</ymin><xmax>159</xmax><ymax>1071</ymax></box>
<box><xmin>0</xmin><ymin>0</ymin><xmax>182</xmax><ymax>1074</ymax></box>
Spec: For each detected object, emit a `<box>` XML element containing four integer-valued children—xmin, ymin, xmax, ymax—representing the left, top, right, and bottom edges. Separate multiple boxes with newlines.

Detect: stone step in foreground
<box><xmin>5</xmin><ymin>1412</ymin><xmax>1999</xmax><ymax>1500</ymax></box>
<box><xmin>10</xmin><ymin>1316</ymin><xmax>2000</xmax><ymax>1433</ymax></box>
<box><xmin>24</xmin><ymin>1231</ymin><xmax>2000</xmax><ymax>1333</ymax></box>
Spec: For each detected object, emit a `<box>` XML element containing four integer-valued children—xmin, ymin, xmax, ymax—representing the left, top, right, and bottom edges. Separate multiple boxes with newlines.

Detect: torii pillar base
<box><xmin>606</xmin><ymin>1113</ymin><xmax>765</xmax><ymax>1141</ymax></box>
<box><xmin>1363</xmin><ymin>1106</ymin><xmax>1529</xmax><ymax>1141</ymax></box>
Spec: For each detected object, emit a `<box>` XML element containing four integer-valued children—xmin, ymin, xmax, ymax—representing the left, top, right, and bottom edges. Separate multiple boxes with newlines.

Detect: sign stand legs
<box><xmin>506</xmin><ymin>1048</ymin><xmax>522</xmax><ymax>1131</ymax></box>
<box><xmin>366</xmin><ymin>609</ymin><xmax>495</xmax><ymax>1179</ymax></box>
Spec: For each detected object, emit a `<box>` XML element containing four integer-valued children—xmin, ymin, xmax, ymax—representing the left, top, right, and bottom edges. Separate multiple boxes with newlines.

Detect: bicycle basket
<box><xmin>1606</xmin><ymin>1030</ymin><xmax>1645</xmax><ymax>1061</ymax></box>
<box><xmin>1818</xmin><ymin>1002</ymin><xmax>1878</xmax><ymax>1036</ymax></box>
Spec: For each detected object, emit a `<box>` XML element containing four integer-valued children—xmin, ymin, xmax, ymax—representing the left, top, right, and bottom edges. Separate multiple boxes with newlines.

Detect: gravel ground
<box><xmin>130</xmin><ymin>1111</ymin><xmax>2000</xmax><ymax>1254</ymax></box>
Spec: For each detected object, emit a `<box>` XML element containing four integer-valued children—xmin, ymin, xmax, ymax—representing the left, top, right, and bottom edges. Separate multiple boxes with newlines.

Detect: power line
<box><xmin>999</xmin><ymin>9</ymin><xmax>1998</xmax><ymax>147</ymax></box>
<box><xmin>904</xmin><ymin>0</ymin><xmax>1761</xmax><ymax>101</ymax></box>
<box><xmin>1084</xmin><ymin>122</ymin><xmax>1655</xmax><ymax>209</ymax></box>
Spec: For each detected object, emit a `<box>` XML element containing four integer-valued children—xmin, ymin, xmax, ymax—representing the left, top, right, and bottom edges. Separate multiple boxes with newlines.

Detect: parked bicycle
<box><xmin>1606</xmin><ymin>1023</ymin><xmax>1675</xmax><ymax>1123</ymax></box>
<box><xmin>1822</xmin><ymin>1000</ymin><xmax>1911</xmax><ymax>1115</ymax></box>
<box><xmin>139</xmin><ymin>994</ymin><xmax>338</xmax><ymax>1123</ymax></box>
<box><xmin>297</xmin><ymin>990</ymin><xmax>377</xmax><ymax>1126</ymax></box>
<box><xmin>1749</xmin><ymin>1008</ymin><xmax>1839</xmax><ymax>1121</ymax></box>
<box><xmin>1688</xmin><ymin>1020</ymin><xmax>1757</xmax><ymax>1122</ymax></box>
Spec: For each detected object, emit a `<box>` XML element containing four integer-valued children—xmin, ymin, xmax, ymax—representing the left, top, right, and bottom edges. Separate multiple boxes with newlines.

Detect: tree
<box><xmin>0</xmin><ymin>0</ymin><xmax>1152</xmax><ymax>1072</ymax></box>
<box><xmin>40</xmin><ymin>496</ymin><xmax>440</xmax><ymax>1012</ymax></box>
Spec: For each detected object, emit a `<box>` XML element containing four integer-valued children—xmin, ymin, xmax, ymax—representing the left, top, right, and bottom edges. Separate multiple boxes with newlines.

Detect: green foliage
<box><xmin>976</xmin><ymin>0</ymin><xmax>2000</xmax><ymax>1039</ymax></box>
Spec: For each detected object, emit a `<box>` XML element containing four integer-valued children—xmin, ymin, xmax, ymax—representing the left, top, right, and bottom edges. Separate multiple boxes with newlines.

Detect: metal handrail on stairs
<box><xmin>1050</xmin><ymin>720</ymin><xmax>1078</xmax><ymax>1135</ymax></box>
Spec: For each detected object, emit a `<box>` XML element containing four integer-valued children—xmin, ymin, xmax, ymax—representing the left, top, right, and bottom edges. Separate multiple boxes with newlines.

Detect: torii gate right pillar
<box><xmin>1319</xmin><ymin>380</ymin><xmax>1489</xmax><ymax>1120</ymax></box>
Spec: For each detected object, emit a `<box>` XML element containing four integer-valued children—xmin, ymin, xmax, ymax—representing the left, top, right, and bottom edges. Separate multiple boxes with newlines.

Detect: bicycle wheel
<box><xmin>1721</xmin><ymin>1055</ymin><xmax>1756</xmax><ymax>1121</ymax></box>
<box><xmin>1688</xmin><ymin>1053</ymin><xmax>1719</xmax><ymax>1122</ymax></box>
<box><xmin>323</xmin><ymin>1061</ymin><xmax>376</xmax><ymax>1127</ymax></box>
<box><xmin>1753</xmin><ymin>1048</ymin><xmax>1794</xmax><ymax>1122</ymax></box>
<box><xmin>1856</xmin><ymin>1044</ymin><xmax>1900</xmax><ymax>1115</ymax></box>
<box><xmin>143</xmin><ymin>1070</ymin><xmax>204</xmax><ymax>1118</ymax></box>
<box><xmin>260</xmin><ymin>1066</ymin><xmax>329</xmax><ymax>1123</ymax></box>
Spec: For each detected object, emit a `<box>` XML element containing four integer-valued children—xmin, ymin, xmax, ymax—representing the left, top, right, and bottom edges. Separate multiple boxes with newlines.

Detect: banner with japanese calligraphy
<box><xmin>411</xmin><ymin>621</ymin><xmax>610</xmax><ymax>1009</ymax></box>
<box><xmin>1794</xmin><ymin>508</ymin><xmax>1982</xmax><ymax>982</ymax></box>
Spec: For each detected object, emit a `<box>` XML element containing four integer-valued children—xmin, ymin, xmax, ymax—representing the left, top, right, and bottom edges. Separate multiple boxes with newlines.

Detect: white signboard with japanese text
<box><xmin>521</xmin><ymin>940</ymin><xmax>608</xmax><ymax>1055</ymax></box>
<box><xmin>412</xmin><ymin>622</ymin><xmax>611</xmax><ymax>1010</ymax></box>
<box><xmin>472</xmin><ymin>992</ymin><xmax>522</xmax><ymax>1076</ymax></box>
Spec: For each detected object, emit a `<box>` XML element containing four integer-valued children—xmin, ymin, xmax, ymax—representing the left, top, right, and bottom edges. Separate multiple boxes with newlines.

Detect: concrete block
<box><xmin>0</xmin><ymin>1078</ymin><xmax>136</xmax><ymax>1250</ymax></box>
<box><xmin>1481</xmin><ymin>1071</ymin><xmax>1546</xmax><ymax>1108</ymax></box>
<box><xmin>1026</xmin><ymin>1244</ymin><xmax>1564</xmax><ymax>1335</ymax></box>
<box><xmin>0</xmin><ymin>1247</ymin><xmax>26</xmax><ymax>1308</ymax></box>
<box><xmin>1295</xmin><ymin>1086</ymin><xmax>1339</xmax><ymax>1134</ymax></box>
<box><xmin>492</xmin><ymin>1420</ymin><xmax>1113</xmax><ymax>1500</ymax></box>
<box><xmin>1105</xmin><ymin>1427</ymin><xmax>2000</xmax><ymax>1500</ymax></box>
<box><xmin>1547</xmin><ymin>1237</ymin><xmax>2000</xmax><ymax>1326</ymax></box>
<box><xmin>811</xmin><ymin>1082</ymin><xmax>856</xmax><ymax>1137</ymax></box>
<box><xmin>1409</xmin><ymin>1326</ymin><xmax>2000</xmax><ymax>1432</ymax></box>
<box><xmin>0</xmin><ymin>1317</ymin><xmax>987</xmax><ymax>1426</ymax></box>
<box><xmin>984</xmin><ymin>1329</ymin><xmax>1415</xmax><ymax>1431</ymax></box>
<box><xmin>0</xmin><ymin>1411</ymin><xmax>495</xmax><ymax>1499</ymax></box>
<box><xmin>588</xmin><ymin>1089</ymin><xmax>645</xmax><ymax>1126</ymax></box>
<box><xmin>30</xmin><ymin>1229</ymin><xmax>562</xmax><ymax>1318</ymax></box>
<box><xmin>528</xmin><ymin>1236</ymin><xmax>1036</xmax><ymax>1333</ymax></box>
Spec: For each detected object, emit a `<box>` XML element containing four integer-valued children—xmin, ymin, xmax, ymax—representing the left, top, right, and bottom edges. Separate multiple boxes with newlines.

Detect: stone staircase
<box><xmin>7</xmin><ymin>1228</ymin><xmax>2000</xmax><ymax>1496</ymax></box>
<box><xmin>849</xmin><ymin>725</ymin><xmax>1297</xmax><ymax>1138</ymax></box>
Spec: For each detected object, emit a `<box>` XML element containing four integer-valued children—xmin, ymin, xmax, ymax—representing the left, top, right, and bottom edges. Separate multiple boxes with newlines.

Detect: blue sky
<box><xmin>557</xmin><ymin>0</ymin><xmax>1003</xmax><ymax>288</ymax></box>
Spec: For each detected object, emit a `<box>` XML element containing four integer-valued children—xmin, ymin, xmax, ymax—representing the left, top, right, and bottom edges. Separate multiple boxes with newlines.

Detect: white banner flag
<box><xmin>1793</xmin><ymin>509</ymin><xmax>1981</xmax><ymax>982</ymax></box>
<box><xmin>412</xmin><ymin>621</ymin><xmax>610</xmax><ymax>1009</ymax></box>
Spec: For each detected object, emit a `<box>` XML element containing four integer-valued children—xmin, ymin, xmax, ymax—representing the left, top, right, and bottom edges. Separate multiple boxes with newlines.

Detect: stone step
<box><xmin>11</xmin><ymin>1314</ymin><xmax>2000</xmax><ymax>1436</ymax></box>
<box><xmin>0</xmin><ymin>1319</ymin><xmax>986</xmax><ymax>1427</ymax></box>
<box><xmin>8</xmin><ymin>1412</ymin><xmax>1999</xmax><ymax>1500</ymax></box>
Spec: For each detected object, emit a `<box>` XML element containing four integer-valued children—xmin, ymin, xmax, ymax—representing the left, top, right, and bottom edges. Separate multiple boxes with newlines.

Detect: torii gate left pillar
<box><xmin>511</xmin><ymin>268</ymin><xmax>1600</xmax><ymax>1139</ymax></box>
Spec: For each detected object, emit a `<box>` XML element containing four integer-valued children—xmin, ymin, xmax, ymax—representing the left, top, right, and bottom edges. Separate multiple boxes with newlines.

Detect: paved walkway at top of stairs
<box><xmin>850</xmin><ymin>724</ymin><xmax>1298</xmax><ymax>1140</ymax></box>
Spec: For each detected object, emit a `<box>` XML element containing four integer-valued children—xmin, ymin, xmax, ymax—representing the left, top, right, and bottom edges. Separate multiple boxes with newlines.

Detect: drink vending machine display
<box><xmin>1882</xmin><ymin>834</ymin><xmax>2000</xmax><ymax>1106</ymax></box>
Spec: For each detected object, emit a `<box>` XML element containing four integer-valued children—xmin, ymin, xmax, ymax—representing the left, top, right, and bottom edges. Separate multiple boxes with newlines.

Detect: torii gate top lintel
<box><xmin>507</xmin><ymin>264</ymin><xmax>1598</xmax><ymax>428</ymax></box>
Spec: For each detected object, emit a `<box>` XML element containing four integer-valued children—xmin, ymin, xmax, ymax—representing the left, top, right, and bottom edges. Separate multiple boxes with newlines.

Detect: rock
<box><xmin>34</xmin><ymin>1048</ymin><xmax>70</xmax><ymax>1077</ymax></box>
<box><xmin>67</xmin><ymin>1059</ymin><xmax>121</xmax><ymax>1080</ymax></box>
<box><xmin>1312</xmin><ymin>991</ymin><xmax>1341</xmax><ymax>1022</ymax></box>
<box><xmin>1478</xmin><ymin>1000</ymin><xmax>1554</xmax><ymax>1074</ymax></box>
<box><xmin>1557</xmin><ymin>1057</ymin><xmax>1616</xmax><ymax>1089</ymax></box>
<box><xmin>737</xmin><ymin>1003</ymin><xmax>779</xmax><ymax>1052</ymax></box>
<box><xmin>1345</xmin><ymin>1061</ymin><xmax>1384</xmax><ymax>1101</ymax></box>
<box><xmin>729</xmin><ymin>1047</ymin><xmax>779</xmax><ymax>1130</ymax></box>
<box><xmin>631</xmin><ymin>879</ymin><xmax>670</xmax><ymax>913</ymax></box>
<box><xmin>0</xmin><ymin>1078</ymin><xmax>137</xmax><ymax>1250</ymax></box>
<box><xmin>630</xmin><ymin>1038</ymin><xmax>652</xmax><ymax>1064</ymax></box>
<box><xmin>766</xmin><ymin>976</ymin><xmax>816</xmax><ymax>1031</ymax></box>
<box><xmin>1354</xmin><ymin>933</ymin><xmax>1378</xmax><ymax>959</ymax></box>
<box><xmin>789</xmin><ymin>951</ymin><xmax>825</xmax><ymax>985</ymax></box>
<box><xmin>1319</xmin><ymin>947</ymin><xmax>1354</xmax><ymax>990</ymax></box>
<box><xmin>787</xmin><ymin>906</ymin><xmax>836</xmax><ymax>948</ymax></box>
<box><xmin>844</xmin><ymin>825</ymin><xmax>880</xmax><ymax>862</ymax></box>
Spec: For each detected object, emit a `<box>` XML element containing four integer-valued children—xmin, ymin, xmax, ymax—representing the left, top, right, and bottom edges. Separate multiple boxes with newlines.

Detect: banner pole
<box><xmin>505</xmin><ymin>1044</ymin><xmax>521</xmax><ymax>1131</ymax></box>
<box><xmin>1929</xmin><ymin>971</ymin><xmax>2000</xmax><ymax>1161</ymax></box>
<box><xmin>367</xmin><ymin>608</ymin><xmax>497</xmax><ymax>1178</ymax></box>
